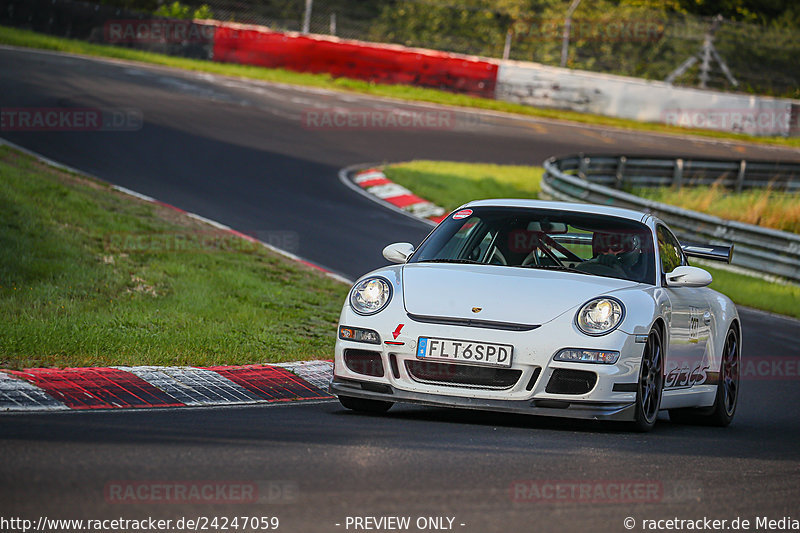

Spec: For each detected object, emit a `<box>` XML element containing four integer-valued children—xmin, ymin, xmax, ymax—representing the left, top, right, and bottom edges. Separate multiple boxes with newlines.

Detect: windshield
<box><xmin>410</xmin><ymin>207</ymin><xmax>656</xmax><ymax>284</ymax></box>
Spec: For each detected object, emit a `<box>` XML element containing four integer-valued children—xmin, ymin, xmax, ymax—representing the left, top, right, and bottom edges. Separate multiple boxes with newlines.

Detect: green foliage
<box><xmin>153</xmin><ymin>1</ymin><xmax>213</xmax><ymax>20</ymax></box>
<box><xmin>370</xmin><ymin>0</ymin><xmax>516</xmax><ymax>57</ymax></box>
<box><xmin>369</xmin><ymin>0</ymin><xmax>797</xmax><ymax>96</ymax></box>
<box><xmin>671</xmin><ymin>0</ymin><xmax>800</xmax><ymax>24</ymax></box>
<box><xmin>192</xmin><ymin>4</ymin><xmax>213</xmax><ymax>19</ymax></box>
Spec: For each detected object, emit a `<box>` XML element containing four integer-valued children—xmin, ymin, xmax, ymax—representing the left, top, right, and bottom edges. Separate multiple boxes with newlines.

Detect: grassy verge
<box><xmin>384</xmin><ymin>160</ymin><xmax>543</xmax><ymax>211</ymax></box>
<box><xmin>0</xmin><ymin>146</ymin><xmax>347</xmax><ymax>369</ymax></box>
<box><xmin>699</xmin><ymin>264</ymin><xmax>800</xmax><ymax>319</ymax></box>
<box><xmin>633</xmin><ymin>186</ymin><xmax>800</xmax><ymax>233</ymax></box>
<box><xmin>2</xmin><ymin>25</ymin><xmax>799</xmax><ymax>149</ymax></box>
<box><xmin>383</xmin><ymin>160</ymin><xmax>800</xmax><ymax>319</ymax></box>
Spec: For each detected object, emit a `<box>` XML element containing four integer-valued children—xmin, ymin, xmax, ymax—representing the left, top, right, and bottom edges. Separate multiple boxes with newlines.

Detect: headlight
<box><xmin>350</xmin><ymin>277</ymin><xmax>392</xmax><ymax>315</ymax></box>
<box><xmin>576</xmin><ymin>297</ymin><xmax>624</xmax><ymax>336</ymax></box>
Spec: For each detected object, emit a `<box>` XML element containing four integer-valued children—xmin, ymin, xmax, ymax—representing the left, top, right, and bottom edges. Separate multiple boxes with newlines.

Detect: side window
<box><xmin>656</xmin><ymin>225</ymin><xmax>684</xmax><ymax>274</ymax></box>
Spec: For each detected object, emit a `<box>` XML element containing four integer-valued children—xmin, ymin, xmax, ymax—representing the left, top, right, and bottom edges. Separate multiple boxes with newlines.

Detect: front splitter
<box><xmin>330</xmin><ymin>378</ymin><xmax>636</xmax><ymax>421</ymax></box>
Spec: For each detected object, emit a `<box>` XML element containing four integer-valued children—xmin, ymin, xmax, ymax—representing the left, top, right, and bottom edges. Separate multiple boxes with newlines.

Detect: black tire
<box><xmin>669</xmin><ymin>327</ymin><xmax>739</xmax><ymax>427</ymax></box>
<box><xmin>631</xmin><ymin>327</ymin><xmax>664</xmax><ymax>432</ymax></box>
<box><xmin>338</xmin><ymin>395</ymin><xmax>393</xmax><ymax>414</ymax></box>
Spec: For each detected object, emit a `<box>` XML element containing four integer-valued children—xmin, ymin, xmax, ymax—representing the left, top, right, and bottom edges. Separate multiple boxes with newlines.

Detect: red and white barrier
<box><xmin>0</xmin><ymin>361</ymin><xmax>333</xmax><ymax>411</ymax></box>
<box><xmin>205</xmin><ymin>21</ymin><xmax>497</xmax><ymax>99</ymax></box>
<box><xmin>352</xmin><ymin>168</ymin><xmax>447</xmax><ymax>223</ymax></box>
<box><xmin>197</xmin><ymin>19</ymin><xmax>798</xmax><ymax>136</ymax></box>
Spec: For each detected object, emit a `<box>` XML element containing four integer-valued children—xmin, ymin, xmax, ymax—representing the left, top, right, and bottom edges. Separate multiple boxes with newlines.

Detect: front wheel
<box><xmin>632</xmin><ymin>327</ymin><xmax>664</xmax><ymax>432</ymax></box>
<box><xmin>338</xmin><ymin>395</ymin><xmax>393</xmax><ymax>414</ymax></box>
<box><xmin>670</xmin><ymin>327</ymin><xmax>739</xmax><ymax>427</ymax></box>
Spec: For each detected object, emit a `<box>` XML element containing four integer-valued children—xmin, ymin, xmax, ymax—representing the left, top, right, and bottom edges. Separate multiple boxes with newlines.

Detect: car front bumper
<box><xmin>330</xmin><ymin>377</ymin><xmax>637</xmax><ymax>421</ymax></box>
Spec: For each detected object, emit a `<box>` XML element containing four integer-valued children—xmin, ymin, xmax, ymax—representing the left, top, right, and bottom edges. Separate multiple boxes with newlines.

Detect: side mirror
<box><xmin>665</xmin><ymin>265</ymin><xmax>712</xmax><ymax>288</ymax></box>
<box><xmin>383</xmin><ymin>242</ymin><xmax>415</xmax><ymax>264</ymax></box>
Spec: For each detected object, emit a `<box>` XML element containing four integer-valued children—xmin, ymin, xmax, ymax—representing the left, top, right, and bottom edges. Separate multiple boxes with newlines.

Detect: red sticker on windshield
<box><xmin>452</xmin><ymin>209</ymin><xmax>473</xmax><ymax>220</ymax></box>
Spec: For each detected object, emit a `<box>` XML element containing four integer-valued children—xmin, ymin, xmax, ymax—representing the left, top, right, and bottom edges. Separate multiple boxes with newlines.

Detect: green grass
<box><xmin>383</xmin><ymin>160</ymin><xmax>800</xmax><ymax>319</ymax></box>
<box><xmin>384</xmin><ymin>160</ymin><xmax>543</xmax><ymax>211</ymax></box>
<box><xmin>0</xmin><ymin>146</ymin><xmax>347</xmax><ymax>369</ymax></box>
<box><xmin>701</xmin><ymin>264</ymin><xmax>800</xmax><ymax>320</ymax></box>
<box><xmin>2</xmin><ymin>25</ymin><xmax>799</xmax><ymax>149</ymax></box>
<box><xmin>633</xmin><ymin>186</ymin><xmax>800</xmax><ymax>234</ymax></box>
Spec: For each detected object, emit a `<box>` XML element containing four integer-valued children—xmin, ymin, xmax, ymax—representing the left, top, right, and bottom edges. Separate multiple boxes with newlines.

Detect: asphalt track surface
<box><xmin>2</xmin><ymin>46</ymin><xmax>800</xmax><ymax>532</ymax></box>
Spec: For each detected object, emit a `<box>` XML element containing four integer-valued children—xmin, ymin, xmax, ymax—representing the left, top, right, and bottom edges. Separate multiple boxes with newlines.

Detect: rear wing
<box><xmin>681</xmin><ymin>242</ymin><xmax>733</xmax><ymax>263</ymax></box>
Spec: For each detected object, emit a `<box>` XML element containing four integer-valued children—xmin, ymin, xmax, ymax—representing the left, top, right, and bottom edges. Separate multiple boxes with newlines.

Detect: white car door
<box><xmin>656</xmin><ymin>225</ymin><xmax>712</xmax><ymax>390</ymax></box>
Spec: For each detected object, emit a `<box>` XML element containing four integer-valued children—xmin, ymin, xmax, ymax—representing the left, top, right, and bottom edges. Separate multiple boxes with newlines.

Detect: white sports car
<box><xmin>330</xmin><ymin>199</ymin><xmax>740</xmax><ymax>431</ymax></box>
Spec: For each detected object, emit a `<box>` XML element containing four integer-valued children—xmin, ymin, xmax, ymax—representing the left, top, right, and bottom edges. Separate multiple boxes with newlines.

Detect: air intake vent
<box><xmin>344</xmin><ymin>349</ymin><xmax>384</xmax><ymax>377</ymax></box>
<box><xmin>389</xmin><ymin>354</ymin><xmax>400</xmax><ymax>379</ymax></box>
<box><xmin>525</xmin><ymin>367</ymin><xmax>542</xmax><ymax>391</ymax></box>
<box><xmin>545</xmin><ymin>369</ymin><xmax>597</xmax><ymax>395</ymax></box>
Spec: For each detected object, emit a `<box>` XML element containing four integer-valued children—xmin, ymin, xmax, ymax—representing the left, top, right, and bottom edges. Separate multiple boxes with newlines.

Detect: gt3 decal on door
<box><xmin>665</xmin><ymin>362</ymin><xmax>710</xmax><ymax>389</ymax></box>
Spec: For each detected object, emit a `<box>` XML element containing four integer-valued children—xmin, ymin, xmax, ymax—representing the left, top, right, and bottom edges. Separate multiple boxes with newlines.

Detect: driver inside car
<box><xmin>582</xmin><ymin>232</ymin><xmax>643</xmax><ymax>278</ymax></box>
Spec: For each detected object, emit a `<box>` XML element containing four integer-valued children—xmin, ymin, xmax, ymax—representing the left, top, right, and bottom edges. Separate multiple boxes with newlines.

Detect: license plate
<box><xmin>416</xmin><ymin>337</ymin><xmax>513</xmax><ymax>368</ymax></box>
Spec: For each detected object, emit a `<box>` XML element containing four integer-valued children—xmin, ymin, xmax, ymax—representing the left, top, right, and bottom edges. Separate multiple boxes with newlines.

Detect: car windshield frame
<box><xmin>409</xmin><ymin>206</ymin><xmax>656</xmax><ymax>285</ymax></box>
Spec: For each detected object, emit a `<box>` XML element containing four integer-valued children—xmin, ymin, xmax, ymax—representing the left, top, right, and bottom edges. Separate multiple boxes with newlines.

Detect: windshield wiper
<box><xmin>516</xmin><ymin>264</ymin><xmax>591</xmax><ymax>276</ymax></box>
<box><xmin>417</xmin><ymin>258</ymin><xmax>483</xmax><ymax>265</ymax></box>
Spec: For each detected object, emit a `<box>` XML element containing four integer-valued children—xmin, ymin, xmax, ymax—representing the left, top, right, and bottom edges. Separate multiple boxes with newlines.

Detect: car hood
<box><xmin>402</xmin><ymin>263</ymin><xmax>636</xmax><ymax>325</ymax></box>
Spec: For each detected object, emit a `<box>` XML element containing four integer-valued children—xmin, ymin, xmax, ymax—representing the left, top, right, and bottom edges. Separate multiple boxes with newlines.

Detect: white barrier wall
<box><xmin>496</xmin><ymin>60</ymin><xmax>797</xmax><ymax>136</ymax></box>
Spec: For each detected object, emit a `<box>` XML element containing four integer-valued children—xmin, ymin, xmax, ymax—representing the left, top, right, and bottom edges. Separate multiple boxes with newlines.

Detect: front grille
<box><xmin>545</xmin><ymin>369</ymin><xmax>597</xmax><ymax>395</ymax></box>
<box><xmin>344</xmin><ymin>349</ymin><xmax>384</xmax><ymax>377</ymax></box>
<box><xmin>405</xmin><ymin>360</ymin><xmax>522</xmax><ymax>389</ymax></box>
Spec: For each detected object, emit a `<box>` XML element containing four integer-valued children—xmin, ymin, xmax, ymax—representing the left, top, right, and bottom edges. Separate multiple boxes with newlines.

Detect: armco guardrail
<box><xmin>541</xmin><ymin>154</ymin><xmax>800</xmax><ymax>282</ymax></box>
<box><xmin>548</xmin><ymin>154</ymin><xmax>800</xmax><ymax>192</ymax></box>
